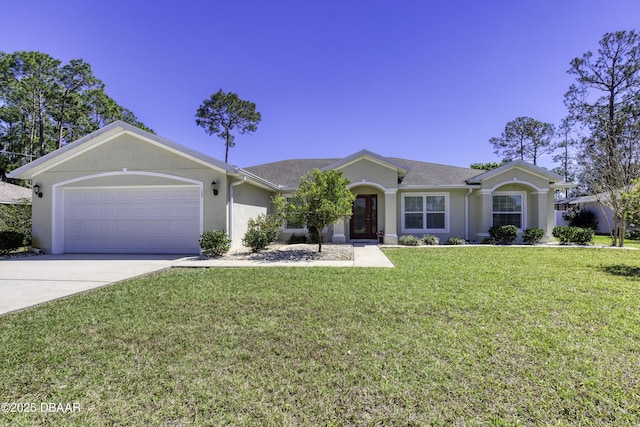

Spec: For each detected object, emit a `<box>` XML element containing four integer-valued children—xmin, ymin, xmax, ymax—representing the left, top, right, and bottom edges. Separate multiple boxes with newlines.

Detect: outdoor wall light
<box><xmin>211</xmin><ymin>180</ymin><xmax>219</xmax><ymax>196</ymax></box>
<box><xmin>33</xmin><ymin>183</ymin><xmax>43</xmax><ymax>198</ymax></box>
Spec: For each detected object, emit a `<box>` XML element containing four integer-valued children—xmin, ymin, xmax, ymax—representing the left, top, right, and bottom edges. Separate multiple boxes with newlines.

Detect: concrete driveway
<box><xmin>0</xmin><ymin>254</ymin><xmax>185</xmax><ymax>316</ymax></box>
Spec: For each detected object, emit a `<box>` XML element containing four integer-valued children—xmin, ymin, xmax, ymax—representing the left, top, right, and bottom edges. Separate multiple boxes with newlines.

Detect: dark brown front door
<box><xmin>350</xmin><ymin>195</ymin><xmax>377</xmax><ymax>239</ymax></box>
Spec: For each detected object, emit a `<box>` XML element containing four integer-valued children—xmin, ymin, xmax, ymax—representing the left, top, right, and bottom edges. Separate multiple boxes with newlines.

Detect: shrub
<box><xmin>422</xmin><ymin>234</ymin><xmax>440</xmax><ymax>245</ymax></box>
<box><xmin>0</xmin><ymin>230</ymin><xmax>26</xmax><ymax>255</ymax></box>
<box><xmin>552</xmin><ymin>226</ymin><xmax>594</xmax><ymax>245</ymax></box>
<box><xmin>445</xmin><ymin>236</ymin><xmax>466</xmax><ymax>245</ymax></box>
<box><xmin>523</xmin><ymin>228</ymin><xmax>545</xmax><ymax>245</ymax></box>
<box><xmin>287</xmin><ymin>233</ymin><xmax>308</xmax><ymax>244</ymax></box>
<box><xmin>0</xmin><ymin>201</ymin><xmax>31</xmax><ymax>245</ymax></box>
<box><xmin>488</xmin><ymin>225</ymin><xmax>519</xmax><ymax>245</ymax></box>
<box><xmin>242</xmin><ymin>228</ymin><xmax>270</xmax><ymax>253</ymax></box>
<box><xmin>573</xmin><ymin>227</ymin><xmax>594</xmax><ymax>245</ymax></box>
<box><xmin>399</xmin><ymin>235</ymin><xmax>421</xmax><ymax>246</ymax></box>
<box><xmin>482</xmin><ymin>237</ymin><xmax>497</xmax><ymax>245</ymax></box>
<box><xmin>199</xmin><ymin>230</ymin><xmax>231</xmax><ymax>257</ymax></box>
<box><xmin>563</xmin><ymin>206</ymin><xmax>599</xmax><ymax>230</ymax></box>
<box><xmin>242</xmin><ymin>214</ymin><xmax>283</xmax><ymax>253</ymax></box>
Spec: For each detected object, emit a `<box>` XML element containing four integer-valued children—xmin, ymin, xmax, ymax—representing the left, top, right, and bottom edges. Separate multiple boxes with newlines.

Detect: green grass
<box><xmin>1</xmin><ymin>247</ymin><xmax>640</xmax><ymax>425</ymax></box>
<box><xmin>593</xmin><ymin>234</ymin><xmax>640</xmax><ymax>249</ymax></box>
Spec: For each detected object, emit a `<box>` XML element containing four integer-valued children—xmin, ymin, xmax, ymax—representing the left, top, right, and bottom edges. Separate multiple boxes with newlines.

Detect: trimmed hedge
<box><xmin>488</xmin><ymin>225</ymin><xmax>519</xmax><ymax>245</ymax></box>
<box><xmin>552</xmin><ymin>226</ymin><xmax>594</xmax><ymax>245</ymax></box>
<box><xmin>523</xmin><ymin>228</ymin><xmax>545</xmax><ymax>245</ymax></box>
<box><xmin>287</xmin><ymin>233</ymin><xmax>308</xmax><ymax>244</ymax></box>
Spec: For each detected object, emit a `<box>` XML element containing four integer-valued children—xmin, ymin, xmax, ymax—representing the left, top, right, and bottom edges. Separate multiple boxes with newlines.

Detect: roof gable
<box><xmin>8</xmin><ymin>121</ymin><xmax>236</xmax><ymax>179</ymax></box>
<box><xmin>466</xmin><ymin>159</ymin><xmax>565</xmax><ymax>184</ymax></box>
<box><xmin>321</xmin><ymin>150</ymin><xmax>410</xmax><ymax>175</ymax></box>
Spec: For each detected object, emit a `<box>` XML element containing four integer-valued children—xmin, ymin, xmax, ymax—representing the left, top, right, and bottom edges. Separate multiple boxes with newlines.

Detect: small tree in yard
<box><xmin>274</xmin><ymin>169</ymin><xmax>356</xmax><ymax>252</ymax></box>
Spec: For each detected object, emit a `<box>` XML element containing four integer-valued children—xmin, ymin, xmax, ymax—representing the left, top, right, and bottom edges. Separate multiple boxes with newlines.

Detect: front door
<box><xmin>350</xmin><ymin>195</ymin><xmax>378</xmax><ymax>239</ymax></box>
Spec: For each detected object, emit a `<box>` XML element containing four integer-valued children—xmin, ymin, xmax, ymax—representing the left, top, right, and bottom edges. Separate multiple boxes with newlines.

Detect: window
<box><xmin>283</xmin><ymin>196</ymin><xmax>305</xmax><ymax>230</ymax></box>
<box><xmin>492</xmin><ymin>194</ymin><xmax>524</xmax><ymax>228</ymax></box>
<box><xmin>402</xmin><ymin>193</ymin><xmax>448</xmax><ymax>232</ymax></box>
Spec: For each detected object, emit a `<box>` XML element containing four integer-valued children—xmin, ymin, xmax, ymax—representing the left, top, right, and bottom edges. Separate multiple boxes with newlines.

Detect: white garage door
<box><xmin>63</xmin><ymin>187</ymin><xmax>201</xmax><ymax>254</ymax></box>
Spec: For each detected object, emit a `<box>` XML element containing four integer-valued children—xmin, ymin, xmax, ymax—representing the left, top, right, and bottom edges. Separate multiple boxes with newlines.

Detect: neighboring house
<box><xmin>8</xmin><ymin>121</ymin><xmax>573</xmax><ymax>254</ymax></box>
<box><xmin>0</xmin><ymin>181</ymin><xmax>31</xmax><ymax>205</ymax></box>
<box><xmin>555</xmin><ymin>195</ymin><xmax>614</xmax><ymax>235</ymax></box>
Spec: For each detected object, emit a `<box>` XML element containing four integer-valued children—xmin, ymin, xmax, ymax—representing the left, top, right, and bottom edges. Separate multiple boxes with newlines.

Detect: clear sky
<box><xmin>3</xmin><ymin>0</ymin><xmax>639</xmax><ymax>169</ymax></box>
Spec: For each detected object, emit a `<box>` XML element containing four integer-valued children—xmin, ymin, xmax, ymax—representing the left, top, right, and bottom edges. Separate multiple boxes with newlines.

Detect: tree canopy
<box><xmin>195</xmin><ymin>89</ymin><xmax>261</xmax><ymax>163</ymax></box>
<box><xmin>470</xmin><ymin>161</ymin><xmax>507</xmax><ymax>171</ymax></box>
<box><xmin>274</xmin><ymin>169</ymin><xmax>356</xmax><ymax>252</ymax></box>
<box><xmin>565</xmin><ymin>30</ymin><xmax>640</xmax><ymax>246</ymax></box>
<box><xmin>489</xmin><ymin>116</ymin><xmax>555</xmax><ymax>165</ymax></box>
<box><xmin>0</xmin><ymin>51</ymin><xmax>151</xmax><ymax>179</ymax></box>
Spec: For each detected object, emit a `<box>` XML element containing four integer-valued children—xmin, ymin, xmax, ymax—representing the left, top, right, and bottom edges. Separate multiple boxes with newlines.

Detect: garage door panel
<box><xmin>63</xmin><ymin>187</ymin><xmax>201</xmax><ymax>254</ymax></box>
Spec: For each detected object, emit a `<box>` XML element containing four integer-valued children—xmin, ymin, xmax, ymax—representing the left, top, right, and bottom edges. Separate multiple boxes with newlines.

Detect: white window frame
<box><xmin>492</xmin><ymin>191</ymin><xmax>526</xmax><ymax>230</ymax></box>
<box><xmin>282</xmin><ymin>195</ymin><xmax>306</xmax><ymax>232</ymax></box>
<box><xmin>401</xmin><ymin>192</ymin><xmax>450</xmax><ymax>233</ymax></box>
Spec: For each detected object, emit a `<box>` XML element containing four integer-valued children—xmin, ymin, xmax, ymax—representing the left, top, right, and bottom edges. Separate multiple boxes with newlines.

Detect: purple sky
<box><xmin>3</xmin><ymin>0</ymin><xmax>639</xmax><ymax>169</ymax></box>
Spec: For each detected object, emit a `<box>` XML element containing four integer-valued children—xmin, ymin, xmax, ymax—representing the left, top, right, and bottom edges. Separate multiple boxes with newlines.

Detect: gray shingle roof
<box><xmin>243</xmin><ymin>157</ymin><xmax>484</xmax><ymax>188</ymax></box>
<box><xmin>388</xmin><ymin>158</ymin><xmax>483</xmax><ymax>186</ymax></box>
<box><xmin>0</xmin><ymin>181</ymin><xmax>32</xmax><ymax>204</ymax></box>
<box><xmin>243</xmin><ymin>159</ymin><xmax>337</xmax><ymax>188</ymax></box>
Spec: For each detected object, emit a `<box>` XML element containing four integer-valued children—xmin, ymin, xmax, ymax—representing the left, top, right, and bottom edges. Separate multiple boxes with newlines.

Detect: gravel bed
<box><xmin>222</xmin><ymin>243</ymin><xmax>354</xmax><ymax>261</ymax></box>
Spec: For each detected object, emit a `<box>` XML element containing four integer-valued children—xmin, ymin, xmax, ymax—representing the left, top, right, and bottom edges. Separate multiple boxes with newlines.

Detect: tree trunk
<box><xmin>224</xmin><ymin>134</ymin><xmax>229</xmax><ymax>163</ymax></box>
<box><xmin>316</xmin><ymin>226</ymin><xmax>323</xmax><ymax>252</ymax></box>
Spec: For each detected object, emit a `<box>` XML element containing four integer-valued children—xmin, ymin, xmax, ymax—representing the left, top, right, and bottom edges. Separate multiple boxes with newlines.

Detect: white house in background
<box><xmin>8</xmin><ymin>121</ymin><xmax>573</xmax><ymax>254</ymax></box>
<box><xmin>555</xmin><ymin>195</ymin><xmax>615</xmax><ymax>235</ymax></box>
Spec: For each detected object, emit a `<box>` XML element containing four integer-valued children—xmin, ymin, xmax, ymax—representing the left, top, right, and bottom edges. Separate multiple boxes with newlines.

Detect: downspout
<box><xmin>464</xmin><ymin>188</ymin><xmax>473</xmax><ymax>241</ymax></box>
<box><xmin>228</xmin><ymin>177</ymin><xmax>246</xmax><ymax>242</ymax></box>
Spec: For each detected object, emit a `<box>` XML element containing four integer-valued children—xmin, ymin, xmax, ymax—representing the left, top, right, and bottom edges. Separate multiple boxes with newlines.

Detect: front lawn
<box><xmin>1</xmin><ymin>247</ymin><xmax>639</xmax><ymax>425</ymax></box>
<box><xmin>593</xmin><ymin>234</ymin><xmax>640</xmax><ymax>249</ymax></box>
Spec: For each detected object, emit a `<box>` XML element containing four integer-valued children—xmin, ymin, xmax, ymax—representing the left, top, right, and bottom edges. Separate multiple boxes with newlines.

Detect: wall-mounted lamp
<box><xmin>33</xmin><ymin>183</ymin><xmax>43</xmax><ymax>198</ymax></box>
<box><xmin>211</xmin><ymin>180</ymin><xmax>219</xmax><ymax>196</ymax></box>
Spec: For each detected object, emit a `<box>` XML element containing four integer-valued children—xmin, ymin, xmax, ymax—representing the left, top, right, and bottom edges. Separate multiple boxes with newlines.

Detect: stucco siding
<box><xmin>482</xmin><ymin>169</ymin><xmax>549</xmax><ymax>191</ymax></box>
<box><xmin>339</xmin><ymin>159</ymin><xmax>398</xmax><ymax>189</ymax></box>
<box><xmin>28</xmin><ymin>133</ymin><xmax>232</xmax><ymax>254</ymax></box>
<box><xmin>230</xmin><ymin>183</ymin><xmax>273</xmax><ymax>248</ymax></box>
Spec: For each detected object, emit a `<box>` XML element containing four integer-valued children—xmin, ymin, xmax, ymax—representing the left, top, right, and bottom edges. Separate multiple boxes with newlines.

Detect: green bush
<box><xmin>482</xmin><ymin>237</ymin><xmax>497</xmax><ymax>245</ymax></box>
<box><xmin>422</xmin><ymin>234</ymin><xmax>440</xmax><ymax>245</ymax></box>
<box><xmin>242</xmin><ymin>214</ymin><xmax>283</xmax><ymax>253</ymax></box>
<box><xmin>523</xmin><ymin>228</ymin><xmax>545</xmax><ymax>244</ymax></box>
<box><xmin>199</xmin><ymin>230</ymin><xmax>231</xmax><ymax>257</ymax></box>
<box><xmin>399</xmin><ymin>235</ymin><xmax>421</xmax><ymax>246</ymax></box>
<box><xmin>0</xmin><ymin>230</ymin><xmax>26</xmax><ymax>255</ymax></box>
<box><xmin>552</xmin><ymin>226</ymin><xmax>594</xmax><ymax>245</ymax></box>
<box><xmin>573</xmin><ymin>227</ymin><xmax>594</xmax><ymax>245</ymax></box>
<box><xmin>242</xmin><ymin>228</ymin><xmax>270</xmax><ymax>253</ymax></box>
<box><xmin>0</xmin><ymin>202</ymin><xmax>31</xmax><ymax>245</ymax></box>
<box><xmin>445</xmin><ymin>236</ymin><xmax>466</xmax><ymax>245</ymax></box>
<box><xmin>287</xmin><ymin>233</ymin><xmax>308</xmax><ymax>244</ymax></box>
<box><xmin>488</xmin><ymin>225</ymin><xmax>519</xmax><ymax>244</ymax></box>
<box><xmin>563</xmin><ymin>206</ymin><xmax>599</xmax><ymax>230</ymax></box>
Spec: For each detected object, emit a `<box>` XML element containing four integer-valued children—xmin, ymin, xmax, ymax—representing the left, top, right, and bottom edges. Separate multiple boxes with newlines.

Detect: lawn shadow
<box><xmin>599</xmin><ymin>264</ymin><xmax>640</xmax><ymax>279</ymax></box>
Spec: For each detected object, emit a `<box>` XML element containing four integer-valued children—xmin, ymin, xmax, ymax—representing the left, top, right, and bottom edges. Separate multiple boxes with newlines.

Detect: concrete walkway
<box><xmin>0</xmin><ymin>245</ymin><xmax>393</xmax><ymax>316</ymax></box>
<box><xmin>175</xmin><ymin>244</ymin><xmax>395</xmax><ymax>268</ymax></box>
